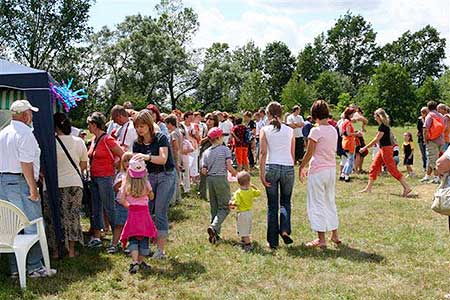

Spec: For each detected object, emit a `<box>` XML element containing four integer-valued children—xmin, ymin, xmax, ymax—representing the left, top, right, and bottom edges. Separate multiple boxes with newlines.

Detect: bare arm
<box><xmin>259</xmin><ymin>130</ymin><xmax>270</xmax><ymax>187</ymax></box>
<box><xmin>226</xmin><ymin>159</ymin><xmax>237</xmax><ymax>177</ymax></box>
<box><xmin>21</xmin><ymin>162</ymin><xmax>39</xmax><ymax>201</ymax></box>
<box><xmin>363</xmin><ymin>131</ymin><xmax>384</xmax><ymax>149</ymax></box>
<box><xmin>80</xmin><ymin>161</ymin><xmax>87</xmax><ymax>173</ymax></box>
<box><xmin>437</xmin><ymin>155</ymin><xmax>450</xmax><ymax>175</ymax></box>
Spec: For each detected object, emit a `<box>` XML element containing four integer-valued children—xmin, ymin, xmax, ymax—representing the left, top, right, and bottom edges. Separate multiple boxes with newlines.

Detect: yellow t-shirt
<box><xmin>233</xmin><ymin>188</ymin><xmax>261</xmax><ymax>212</ymax></box>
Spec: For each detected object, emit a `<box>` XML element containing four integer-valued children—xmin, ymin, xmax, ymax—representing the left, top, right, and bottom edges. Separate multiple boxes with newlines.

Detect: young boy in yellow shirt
<box><xmin>229</xmin><ymin>171</ymin><xmax>260</xmax><ymax>251</ymax></box>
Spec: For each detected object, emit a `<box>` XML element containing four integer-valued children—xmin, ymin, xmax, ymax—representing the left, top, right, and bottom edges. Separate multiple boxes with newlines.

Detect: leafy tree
<box><xmin>195</xmin><ymin>43</ymin><xmax>241</xmax><ymax>111</ymax></box>
<box><xmin>326</xmin><ymin>12</ymin><xmax>378</xmax><ymax>88</ymax></box>
<box><xmin>336</xmin><ymin>92</ymin><xmax>353</xmax><ymax>113</ymax></box>
<box><xmin>416</xmin><ymin>76</ymin><xmax>440</xmax><ymax>106</ymax></box>
<box><xmin>156</xmin><ymin>0</ymin><xmax>200</xmax><ymax>109</ymax></box>
<box><xmin>313</xmin><ymin>71</ymin><xmax>353</xmax><ymax>105</ymax></box>
<box><xmin>232</xmin><ymin>41</ymin><xmax>263</xmax><ymax>74</ymax></box>
<box><xmin>296</xmin><ymin>33</ymin><xmax>331</xmax><ymax>83</ymax></box>
<box><xmin>0</xmin><ymin>0</ymin><xmax>93</xmax><ymax>69</ymax></box>
<box><xmin>382</xmin><ymin>25</ymin><xmax>446</xmax><ymax>85</ymax></box>
<box><xmin>281</xmin><ymin>72</ymin><xmax>316</xmax><ymax>112</ymax></box>
<box><xmin>356</xmin><ymin>62</ymin><xmax>417</xmax><ymax>125</ymax></box>
<box><xmin>438</xmin><ymin>69</ymin><xmax>450</xmax><ymax>104</ymax></box>
<box><xmin>262</xmin><ymin>41</ymin><xmax>296</xmax><ymax>102</ymax></box>
<box><xmin>238</xmin><ymin>70</ymin><xmax>270</xmax><ymax>111</ymax></box>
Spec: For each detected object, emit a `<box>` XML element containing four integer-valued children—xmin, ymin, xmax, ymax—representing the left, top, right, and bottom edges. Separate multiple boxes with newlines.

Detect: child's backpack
<box><xmin>429</xmin><ymin>115</ymin><xmax>445</xmax><ymax>140</ymax></box>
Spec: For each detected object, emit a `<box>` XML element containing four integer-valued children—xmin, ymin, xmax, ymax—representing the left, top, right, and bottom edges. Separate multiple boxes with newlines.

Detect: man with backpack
<box><xmin>421</xmin><ymin>101</ymin><xmax>445</xmax><ymax>184</ymax></box>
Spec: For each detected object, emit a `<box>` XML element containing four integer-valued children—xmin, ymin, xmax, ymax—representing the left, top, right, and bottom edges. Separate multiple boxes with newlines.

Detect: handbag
<box><xmin>431</xmin><ymin>173</ymin><xmax>450</xmax><ymax>216</ymax></box>
<box><xmin>56</xmin><ymin>136</ymin><xmax>91</xmax><ymax>207</ymax></box>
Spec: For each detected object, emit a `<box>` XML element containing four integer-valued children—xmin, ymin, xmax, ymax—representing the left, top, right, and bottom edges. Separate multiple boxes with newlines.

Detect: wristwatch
<box><xmin>148</xmin><ymin>154</ymin><xmax>152</xmax><ymax>162</ymax></box>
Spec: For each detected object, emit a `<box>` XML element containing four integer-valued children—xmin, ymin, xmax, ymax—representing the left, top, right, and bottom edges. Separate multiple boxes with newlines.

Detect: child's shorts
<box><xmin>115</xmin><ymin>201</ymin><xmax>128</xmax><ymax>225</ymax></box>
<box><xmin>127</xmin><ymin>237</ymin><xmax>150</xmax><ymax>256</ymax></box>
<box><xmin>235</xmin><ymin>147</ymin><xmax>249</xmax><ymax>165</ymax></box>
<box><xmin>237</xmin><ymin>210</ymin><xmax>252</xmax><ymax>237</ymax></box>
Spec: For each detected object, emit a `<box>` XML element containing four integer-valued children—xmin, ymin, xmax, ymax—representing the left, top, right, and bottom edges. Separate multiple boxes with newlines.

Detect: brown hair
<box><xmin>110</xmin><ymin>105</ymin><xmax>128</xmax><ymax>119</ymax></box>
<box><xmin>310</xmin><ymin>100</ymin><xmax>330</xmax><ymax>121</ymax></box>
<box><xmin>237</xmin><ymin>171</ymin><xmax>251</xmax><ymax>186</ymax></box>
<box><xmin>266</xmin><ymin>101</ymin><xmax>283</xmax><ymax>130</ymax></box>
<box><xmin>134</xmin><ymin>110</ymin><xmax>155</xmax><ymax>144</ymax></box>
<box><xmin>343</xmin><ymin>107</ymin><xmax>355</xmax><ymax>120</ymax></box>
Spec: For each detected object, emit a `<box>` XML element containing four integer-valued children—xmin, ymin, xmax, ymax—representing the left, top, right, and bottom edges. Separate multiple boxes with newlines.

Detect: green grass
<box><xmin>1</xmin><ymin>125</ymin><xmax>450</xmax><ymax>300</ymax></box>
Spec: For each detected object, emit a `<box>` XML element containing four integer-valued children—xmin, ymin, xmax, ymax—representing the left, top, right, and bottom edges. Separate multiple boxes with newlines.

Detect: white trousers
<box><xmin>306</xmin><ymin>168</ymin><xmax>339</xmax><ymax>232</ymax></box>
<box><xmin>181</xmin><ymin>154</ymin><xmax>191</xmax><ymax>192</ymax></box>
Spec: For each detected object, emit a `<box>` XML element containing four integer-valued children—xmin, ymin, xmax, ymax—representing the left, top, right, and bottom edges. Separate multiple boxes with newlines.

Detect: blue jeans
<box><xmin>342</xmin><ymin>152</ymin><xmax>354</xmax><ymax>176</ymax></box>
<box><xmin>148</xmin><ymin>171</ymin><xmax>176</xmax><ymax>237</ymax></box>
<box><xmin>128</xmin><ymin>237</ymin><xmax>150</xmax><ymax>256</ymax></box>
<box><xmin>264</xmin><ymin>164</ymin><xmax>295</xmax><ymax>247</ymax></box>
<box><xmin>0</xmin><ymin>174</ymin><xmax>43</xmax><ymax>272</ymax></box>
<box><xmin>419</xmin><ymin>140</ymin><xmax>427</xmax><ymax>170</ymax></box>
<box><xmin>90</xmin><ymin>176</ymin><xmax>116</xmax><ymax>230</ymax></box>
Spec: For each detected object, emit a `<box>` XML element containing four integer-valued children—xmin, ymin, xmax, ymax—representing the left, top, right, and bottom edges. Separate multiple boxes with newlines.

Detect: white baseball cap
<box><xmin>10</xmin><ymin>100</ymin><xmax>39</xmax><ymax>114</ymax></box>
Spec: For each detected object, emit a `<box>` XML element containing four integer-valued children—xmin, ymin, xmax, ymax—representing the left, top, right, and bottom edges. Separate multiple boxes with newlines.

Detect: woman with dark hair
<box><xmin>299</xmin><ymin>100</ymin><xmax>340</xmax><ymax>249</ymax></box>
<box><xmin>86</xmin><ymin>112</ymin><xmax>124</xmax><ymax>248</ymax></box>
<box><xmin>132</xmin><ymin>110</ymin><xmax>177</xmax><ymax>259</ymax></box>
<box><xmin>44</xmin><ymin>113</ymin><xmax>88</xmax><ymax>258</ymax></box>
<box><xmin>198</xmin><ymin>113</ymin><xmax>219</xmax><ymax>200</ymax></box>
<box><xmin>340</xmin><ymin>107</ymin><xmax>362</xmax><ymax>182</ymax></box>
<box><xmin>259</xmin><ymin>101</ymin><xmax>295</xmax><ymax>249</ymax></box>
<box><xmin>147</xmin><ymin>104</ymin><xmax>169</xmax><ymax>137</ymax></box>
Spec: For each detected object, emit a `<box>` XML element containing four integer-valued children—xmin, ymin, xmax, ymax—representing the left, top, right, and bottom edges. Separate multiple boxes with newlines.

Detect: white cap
<box><xmin>10</xmin><ymin>100</ymin><xmax>39</xmax><ymax>114</ymax></box>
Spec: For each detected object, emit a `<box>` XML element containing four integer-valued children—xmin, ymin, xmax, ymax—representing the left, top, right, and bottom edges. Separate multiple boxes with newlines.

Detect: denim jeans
<box><xmin>418</xmin><ymin>140</ymin><xmax>427</xmax><ymax>170</ymax></box>
<box><xmin>0</xmin><ymin>174</ymin><xmax>43</xmax><ymax>272</ymax></box>
<box><xmin>148</xmin><ymin>170</ymin><xmax>176</xmax><ymax>237</ymax></box>
<box><xmin>342</xmin><ymin>152</ymin><xmax>354</xmax><ymax>176</ymax></box>
<box><xmin>90</xmin><ymin>176</ymin><xmax>116</xmax><ymax>230</ymax></box>
<box><xmin>264</xmin><ymin>164</ymin><xmax>295</xmax><ymax>247</ymax></box>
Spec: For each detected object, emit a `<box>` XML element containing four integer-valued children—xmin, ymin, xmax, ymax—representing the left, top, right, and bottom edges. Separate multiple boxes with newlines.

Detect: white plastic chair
<box><xmin>0</xmin><ymin>199</ymin><xmax>51</xmax><ymax>289</ymax></box>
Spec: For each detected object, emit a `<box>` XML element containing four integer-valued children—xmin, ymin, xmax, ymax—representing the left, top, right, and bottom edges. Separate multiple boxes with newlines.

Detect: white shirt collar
<box><xmin>11</xmin><ymin>120</ymin><xmax>33</xmax><ymax>133</ymax></box>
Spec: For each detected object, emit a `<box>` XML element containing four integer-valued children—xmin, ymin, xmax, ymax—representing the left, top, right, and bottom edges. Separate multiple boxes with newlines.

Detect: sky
<box><xmin>89</xmin><ymin>0</ymin><xmax>450</xmax><ymax>60</ymax></box>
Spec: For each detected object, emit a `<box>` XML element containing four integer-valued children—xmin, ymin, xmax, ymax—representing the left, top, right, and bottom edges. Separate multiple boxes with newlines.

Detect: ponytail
<box><xmin>266</xmin><ymin>101</ymin><xmax>283</xmax><ymax>131</ymax></box>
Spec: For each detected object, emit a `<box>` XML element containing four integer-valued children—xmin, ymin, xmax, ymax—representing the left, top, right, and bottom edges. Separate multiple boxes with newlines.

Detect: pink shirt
<box><xmin>121</xmin><ymin>181</ymin><xmax>152</xmax><ymax>206</ymax></box>
<box><xmin>308</xmin><ymin>125</ymin><xmax>338</xmax><ymax>175</ymax></box>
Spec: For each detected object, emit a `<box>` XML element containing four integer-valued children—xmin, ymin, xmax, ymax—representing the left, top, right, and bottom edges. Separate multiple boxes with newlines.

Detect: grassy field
<box><xmin>1</xmin><ymin>125</ymin><xmax>450</xmax><ymax>300</ymax></box>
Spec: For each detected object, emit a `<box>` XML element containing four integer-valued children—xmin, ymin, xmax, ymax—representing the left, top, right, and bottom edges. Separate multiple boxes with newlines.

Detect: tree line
<box><xmin>0</xmin><ymin>0</ymin><xmax>448</xmax><ymax>126</ymax></box>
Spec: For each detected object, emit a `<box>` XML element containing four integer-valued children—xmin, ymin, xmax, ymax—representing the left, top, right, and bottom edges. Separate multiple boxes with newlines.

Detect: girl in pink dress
<box><xmin>120</xmin><ymin>156</ymin><xmax>157</xmax><ymax>274</ymax></box>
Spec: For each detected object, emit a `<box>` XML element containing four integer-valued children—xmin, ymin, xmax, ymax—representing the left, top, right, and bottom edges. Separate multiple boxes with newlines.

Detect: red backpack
<box><xmin>429</xmin><ymin>115</ymin><xmax>445</xmax><ymax>140</ymax></box>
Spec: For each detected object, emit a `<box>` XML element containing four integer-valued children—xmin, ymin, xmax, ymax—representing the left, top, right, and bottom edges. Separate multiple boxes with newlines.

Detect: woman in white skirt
<box><xmin>299</xmin><ymin>100</ymin><xmax>341</xmax><ymax>249</ymax></box>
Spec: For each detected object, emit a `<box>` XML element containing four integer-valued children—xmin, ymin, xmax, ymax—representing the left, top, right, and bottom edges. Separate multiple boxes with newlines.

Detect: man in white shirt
<box><xmin>218</xmin><ymin>112</ymin><xmax>233</xmax><ymax>145</ymax></box>
<box><xmin>110</xmin><ymin>105</ymin><xmax>137</xmax><ymax>151</ymax></box>
<box><xmin>286</xmin><ymin>105</ymin><xmax>305</xmax><ymax>164</ymax></box>
<box><xmin>0</xmin><ymin>100</ymin><xmax>56</xmax><ymax>278</ymax></box>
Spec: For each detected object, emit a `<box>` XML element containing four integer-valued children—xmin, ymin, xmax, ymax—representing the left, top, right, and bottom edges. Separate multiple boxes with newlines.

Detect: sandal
<box><xmin>305</xmin><ymin>239</ymin><xmax>327</xmax><ymax>249</ymax></box>
<box><xmin>329</xmin><ymin>238</ymin><xmax>342</xmax><ymax>246</ymax></box>
<box><xmin>402</xmin><ymin>188</ymin><xmax>413</xmax><ymax>198</ymax></box>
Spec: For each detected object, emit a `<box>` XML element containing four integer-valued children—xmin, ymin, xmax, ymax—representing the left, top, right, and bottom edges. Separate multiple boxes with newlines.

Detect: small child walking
<box><xmin>201</xmin><ymin>127</ymin><xmax>237</xmax><ymax>244</ymax></box>
<box><xmin>403</xmin><ymin>132</ymin><xmax>415</xmax><ymax>177</ymax></box>
<box><xmin>120</xmin><ymin>156</ymin><xmax>157</xmax><ymax>274</ymax></box>
<box><xmin>108</xmin><ymin>152</ymin><xmax>134</xmax><ymax>254</ymax></box>
<box><xmin>229</xmin><ymin>171</ymin><xmax>260</xmax><ymax>251</ymax></box>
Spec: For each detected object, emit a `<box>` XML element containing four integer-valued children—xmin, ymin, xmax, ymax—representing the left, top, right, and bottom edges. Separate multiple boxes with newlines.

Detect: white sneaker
<box><xmin>28</xmin><ymin>266</ymin><xmax>57</xmax><ymax>278</ymax></box>
<box><xmin>419</xmin><ymin>176</ymin><xmax>430</xmax><ymax>183</ymax></box>
<box><xmin>432</xmin><ymin>177</ymin><xmax>440</xmax><ymax>184</ymax></box>
<box><xmin>151</xmin><ymin>249</ymin><xmax>166</xmax><ymax>260</ymax></box>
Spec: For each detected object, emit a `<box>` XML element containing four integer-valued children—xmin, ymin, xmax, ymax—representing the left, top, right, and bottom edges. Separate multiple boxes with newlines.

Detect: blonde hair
<box><xmin>124</xmin><ymin>172</ymin><xmax>150</xmax><ymax>198</ymax></box>
<box><xmin>134</xmin><ymin>110</ymin><xmax>155</xmax><ymax>144</ymax></box>
<box><xmin>374</xmin><ymin>108</ymin><xmax>390</xmax><ymax>126</ymax></box>
<box><xmin>120</xmin><ymin>152</ymin><xmax>134</xmax><ymax>172</ymax></box>
<box><xmin>237</xmin><ymin>171</ymin><xmax>251</xmax><ymax>186</ymax></box>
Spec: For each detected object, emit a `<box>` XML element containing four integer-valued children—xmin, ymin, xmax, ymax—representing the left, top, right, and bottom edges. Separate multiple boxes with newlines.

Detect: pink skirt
<box><xmin>120</xmin><ymin>205</ymin><xmax>158</xmax><ymax>247</ymax></box>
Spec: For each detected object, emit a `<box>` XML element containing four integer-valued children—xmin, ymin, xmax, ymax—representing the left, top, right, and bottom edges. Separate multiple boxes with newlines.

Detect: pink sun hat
<box><xmin>128</xmin><ymin>156</ymin><xmax>147</xmax><ymax>178</ymax></box>
<box><xmin>207</xmin><ymin>127</ymin><xmax>223</xmax><ymax>140</ymax></box>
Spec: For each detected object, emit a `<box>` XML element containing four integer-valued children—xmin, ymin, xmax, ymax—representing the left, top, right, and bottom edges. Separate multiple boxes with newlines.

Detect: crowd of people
<box><xmin>1</xmin><ymin>97</ymin><xmax>450</xmax><ymax>276</ymax></box>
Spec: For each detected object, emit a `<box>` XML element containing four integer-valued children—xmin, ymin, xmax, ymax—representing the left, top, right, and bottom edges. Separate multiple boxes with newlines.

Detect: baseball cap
<box><xmin>10</xmin><ymin>100</ymin><xmax>39</xmax><ymax>114</ymax></box>
<box><xmin>128</xmin><ymin>156</ymin><xmax>147</xmax><ymax>178</ymax></box>
<box><xmin>207</xmin><ymin>127</ymin><xmax>223</xmax><ymax>140</ymax></box>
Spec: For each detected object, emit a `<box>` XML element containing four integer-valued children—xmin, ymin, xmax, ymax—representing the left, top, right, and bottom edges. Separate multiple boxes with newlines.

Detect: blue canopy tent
<box><xmin>0</xmin><ymin>58</ymin><xmax>63</xmax><ymax>248</ymax></box>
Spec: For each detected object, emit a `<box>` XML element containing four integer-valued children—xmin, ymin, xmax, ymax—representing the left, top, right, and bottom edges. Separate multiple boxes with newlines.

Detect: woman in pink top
<box><xmin>299</xmin><ymin>100</ymin><xmax>341</xmax><ymax>249</ymax></box>
<box><xmin>120</xmin><ymin>156</ymin><xmax>157</xmax><ymax>274</ymax></box>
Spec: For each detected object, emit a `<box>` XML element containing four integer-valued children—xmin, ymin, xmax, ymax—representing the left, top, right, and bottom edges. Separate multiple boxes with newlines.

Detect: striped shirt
<box><xmin>201</xmin><ymin>144</ymin><xmax>231</xmax><ymax>176</ymax></box>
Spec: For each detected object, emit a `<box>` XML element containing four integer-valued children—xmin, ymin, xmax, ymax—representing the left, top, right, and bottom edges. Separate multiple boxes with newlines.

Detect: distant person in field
<box><xmin>286</xmin><ymin>105</ymin><xmax>305</xmax><ymax>164</ymax></box>
<box><xmin>437</xmin><ymin>103</ymin><xmax>450</xmax><ymax>152</ymax></box>
<box><xmin>359</xmin><ymin>108</ymin><xmax>412</xmax><ymax>197</ymax></box>
<box><xmin>402</xmin><ymin>132</ymin><xmax>415</xmax><ymax>178</ymax></box>
<box><xmin>299</xmin><ymin>99</ymin><xmax>340</xmax><ymax>249</ymax></box>
<box><xmin>417</xmin><ymin>107</ymin><xmax>429</xmax><ymax>172</ymax></box>
<box><xmin>420</xmin><ymin>101</ymin><xmax>445</xmax><ymax>184</ymax></box>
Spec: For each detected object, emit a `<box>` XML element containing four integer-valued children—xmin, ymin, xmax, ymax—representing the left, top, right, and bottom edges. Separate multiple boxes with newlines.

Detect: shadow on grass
<box><xmin>0</xmin><ymin>248</ymin><xmax>114</xmax><ymax>300</ymax></box>
<box><xmin>141</xmin><ymin>257</ymin><xmax>206</xmax><ymax>281</ymax></box>
<box><xmin>218</xmin><ymin>239</ymin><xmax>275</xmax><ymax>256</ymax></box>
<box><xmin>285</xmin><ymin>244</ymin><xmax>385</xmax><ymax>264</ymax></box>
<box><xmin>168</xmin><ymin>206</ymin><xmax>190</xmax><ymax>223</ymax></box>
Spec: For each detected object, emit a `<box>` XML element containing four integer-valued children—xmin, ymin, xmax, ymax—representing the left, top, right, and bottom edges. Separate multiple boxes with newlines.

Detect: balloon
<box><xmin>50</xmin><ymin>78</ymin><xmax>88</xmax><ymax>112</ymax></box>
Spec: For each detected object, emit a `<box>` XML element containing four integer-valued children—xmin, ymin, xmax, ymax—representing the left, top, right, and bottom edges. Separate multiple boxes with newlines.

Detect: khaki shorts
<box><xmin>426</xmin><ymin>142</ymin><xmax>442</xmax><ymax>169</ymax></box>
<box><xmin>237</xmin><ymin>210</ymin><xmax>252</xmax><ymax>237</ymax></box>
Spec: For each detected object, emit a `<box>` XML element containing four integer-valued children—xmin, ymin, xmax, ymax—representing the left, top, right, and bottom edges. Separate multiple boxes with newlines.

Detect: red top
<box><xmin>232</xmin><ymin>124</ymin><xmax>248</xmax><ymax>147</ymax></box>
<box><xmin>88</xmin><ymin>134</ymin><xmax>119</xmax><ymax>177</ymax></box>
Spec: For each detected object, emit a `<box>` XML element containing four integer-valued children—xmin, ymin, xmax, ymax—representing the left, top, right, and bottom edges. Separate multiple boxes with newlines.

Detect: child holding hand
<box><xmin>120</xmin><ymin>156</ymin><xmax>157</xmax><ymax>274</ymax></box>
<box><xmin>229</xmin><ymin>171</ymin><xmax>260</xmax><ymax>251</ymax></box>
